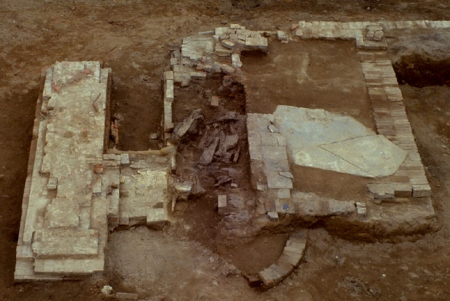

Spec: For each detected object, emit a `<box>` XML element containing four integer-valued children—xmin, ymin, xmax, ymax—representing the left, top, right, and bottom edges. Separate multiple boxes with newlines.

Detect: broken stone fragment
<box><xmin>174</xmin><ymin>181</ymin><xmax>192</xmax><ymax>201</ymax></box>
<box><xmin>277</xmin><ymin>30</ymin><xmax>289</xmax><ymax>42</ymax></box>
<box><xmin>190</xmin><ymin>174</ymin><xmax>206</xmax><ymax>196</ymax></box>
<box><xmin>268</xmin><ymin>211</ymin><xmax>279</xmax><ymax>221</ymax></box>
<box><xmin>223</xmin><ymin>134</ymin><xmax>239</xmax><ymax>152</ymax></box>
<box><xmin>215</xmin><ymin>175</ymin><xmax>232</xmax><ymax>187</ymax></box>
<box><xmin>212</xmin><ymin>62</ymin><xmax>222</xmax><ymax>73</ymax></box>
<box><xmin>221</xmin><ymin>39</ymin><xmax>235</xmax><ymax>49</ymax></box>
<box><xmin>231</xmin><ymin>53</ymin><xmax>242</xmax><ymax>69</ymax></box>
<box><xmin>220</xmin><ymin>64</ymin><xmax>235</xmax><ymax>75</ymax></box>
<box><xmin>173</xmin><ymin>109</ymin><xmax>204</xmax><ymax>140</ymax></box>
<box><xmin>233</xmin><ymin>146</ymin><xmax>240</xmax><ymax>163</ymax></box>
<box><xmin>356</xmin><ymin>202</ymin><xmax>367</xmax><ymax>216</ymax></box>
<box><xmin>279</xmin><ymin>171</ymin><xmax>293</xmax><ymax>179</ymax></box>
<box><xmin>199</xmin><ymin>137</ymin><xmax>219</xmax><ymax>165</ymax></box>
<box><xmin>211</xmin><ymin>96</ymin><xmax>219</xmax><ymax>107</ymax></box>
<box><xmin>212</xmin><ymin>111</ymin><xmax>239</xmax><ymax>123</ymax></box>
<box><xmin>367</xmin><ymin>183</ymin><xmax>394</xmax><ymax>199</ymax></box>
<box><xmin>101</xmin><ymin>285</ymin><xmax>113</xmax><ymax>296</ymax></box>
<box><xmin>218</xmin><ymin>195</ymin><xmax>227</xmax><ymax>215</ymax></box>
<box><xmin>204</xmin><ymin>64</ymin><xmax>212</xmax><ymax>72</ymax></box>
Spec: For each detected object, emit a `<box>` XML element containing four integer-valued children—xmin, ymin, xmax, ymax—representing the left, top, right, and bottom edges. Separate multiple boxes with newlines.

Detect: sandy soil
<box><xmin>1</xmin><ymin>0</ymin><xmax>450</xmax><ymax>300</ymax></box>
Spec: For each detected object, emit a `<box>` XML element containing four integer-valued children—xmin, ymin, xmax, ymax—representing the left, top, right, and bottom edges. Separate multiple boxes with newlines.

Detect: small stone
<box><xmin>101</xmin><ymin>285</ymin><xmax>113</xmax><ymax>296</ymax></box>
<box><xmin>174</xmin><ymin>181</ymin><xmax>192</xmax><ymax>201</ymax></box>
<box><xmin>220</xmin><ymin>64</ymin><xmax>235</xmax><ymax>75</ymax></box>
<box><xmin>204</xmin><ymin>64</ymin><xmax>212</xmax><ymax>72</ymax></box>
<box><xmin>120</xmin><ymin>153</ymin><xmax>130</xmax><ymax>166</ymax></box>
<box><xmin>173</xmin><ymin>109</ymin><xmax>204</xmax><ymax>139</ymax></box>
<box><xmin>150</xmin><ymin>133</ymin><xmax>158</xmax><ymax>140</ymax></box>
<box><xmin>277</xmin><ymin>30</ymin><xmax>288</xmax><ymax>42</ymax></box>
<box><xmin>221</xmin><ymin>39</ymin><xmax>235</xmax><ymax>49</ymax></box>
<box><xmin>231</xmin><ymin>53</ymin><xmax>242</xmax><ymax>69</ymax></box>
<box><xmin>367</xmin><ymin>183</ymin><xmax>394</xmax><ymax>199</ymax></box>
<box><xmin>268</xmin><ymin>211</ymin><xmax>279</xmax><ymax>221</ymax></box>
<box><xmin>218</xmin><ymin>195</ymin><xmax>227</xmax><ymax>215</ymax></box>
<box><xmin>245</xmin><ymin>273</ymin><xmax>263</xmax><ymax>287</ymax></box>
<box><xmin>257</xmin><ymin>183</ymin><xmax>267</xmax><ymax>191</ymax></box>
<box><xmin>356</xmin><ymin>202</ymin><xmax>367</xmax><ymax>216</ymax></box>
<box><xmin>221</xmin><ymin>263</ymin><xmax>239</xmax><ymax>276</ymax></box>
<box><xmin>211</xmin><ymin>96</ymin><xmax>219</xmax><ymax>107</ymax></box>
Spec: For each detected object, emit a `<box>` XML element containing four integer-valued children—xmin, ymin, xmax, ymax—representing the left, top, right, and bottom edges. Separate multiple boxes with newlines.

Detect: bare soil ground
<box><xmin>1</xmin><ymin>0</ymin><xmax>450</xmax><ymax>300</ymax></box>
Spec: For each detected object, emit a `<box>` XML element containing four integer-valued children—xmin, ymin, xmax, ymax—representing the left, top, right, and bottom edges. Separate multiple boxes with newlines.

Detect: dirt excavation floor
<box><xmin>1</xmin><ymin>0</ymin><xmax>450</xmax><ymax>300</ymax></box>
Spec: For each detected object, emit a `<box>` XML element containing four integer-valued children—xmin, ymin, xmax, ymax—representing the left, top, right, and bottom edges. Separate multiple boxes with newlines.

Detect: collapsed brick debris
<box><xmin>162</xmin><ymin>24</ymin><xmax>268</xmax><ymax>144</ymax></box>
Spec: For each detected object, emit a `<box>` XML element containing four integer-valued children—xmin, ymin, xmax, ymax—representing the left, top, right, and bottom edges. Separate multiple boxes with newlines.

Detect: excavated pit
<box><xmin>393</xmin><ymin>54</ymin><xmax>450</xmax><ymax>87</ymax></box>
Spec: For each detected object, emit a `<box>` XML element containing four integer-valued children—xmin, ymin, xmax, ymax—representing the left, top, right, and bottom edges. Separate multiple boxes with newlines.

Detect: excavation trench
<box><xmin>393</xmin><ymin>54</ymin><xmax>450</xmax><ymax>87</ymax></box>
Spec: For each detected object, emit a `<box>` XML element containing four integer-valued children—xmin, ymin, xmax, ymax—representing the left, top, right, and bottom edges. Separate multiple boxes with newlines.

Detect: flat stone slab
<box><xmin>273</xmin><ymin>106</ymin><xmax>406</xmax><ymax>178</ymax></box>
<box><xmin>119</xmin><ymin>154</ymin><xmax>171</xmax><ymax>226</ymax></box>
<box><xmin>32</xmin><ymin>229</ymin><xmax>99</xmax><ymax>259</ymax></box>
<box><xmin>321</xmin><ymin>135</ymin><xmax>407</xmax><ymax>177</ymax></box>
<box><xmin>290</xmin><ymin>191</ymin><xmax>356</xmax><ymax>217</ymax></box>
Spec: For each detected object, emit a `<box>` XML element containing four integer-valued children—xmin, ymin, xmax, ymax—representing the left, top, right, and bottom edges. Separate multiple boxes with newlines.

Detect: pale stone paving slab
<box><xmin>119</xmin><ymin>154</ymin><xmax>171</xmax><ymax>227</ymax></box>
<box><xmin>273</xmin><ymin>106</ymin><xmax>406</xmax><ymax>178</ymax></box>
